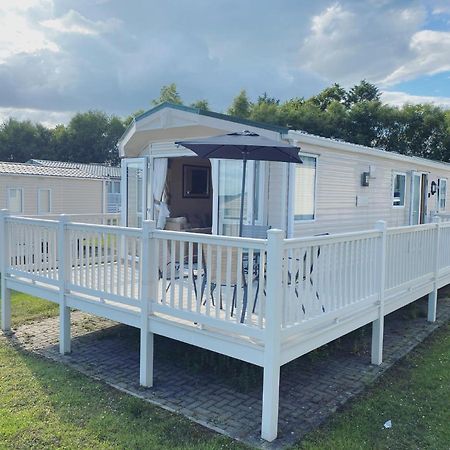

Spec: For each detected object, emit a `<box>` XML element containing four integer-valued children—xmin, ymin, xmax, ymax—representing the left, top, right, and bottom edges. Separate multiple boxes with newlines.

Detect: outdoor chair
<box><xmin>255</xmin><ymin>233</ymin><xmax>328</xmax><ymax>316</ymax></box>
<box><xmin>288</xmin><ymin>233</ymin><xmax>329</xmax><ymax>315</ymax></box>
<box><xmin>157</xmin><ymin>240</ymin><xmax>191</xmax><ymax>296</ymax></box>
<box><xmin>198</xmin><ymin>246</ymin><xmax>260</xmax><ymax>322</ymax></box>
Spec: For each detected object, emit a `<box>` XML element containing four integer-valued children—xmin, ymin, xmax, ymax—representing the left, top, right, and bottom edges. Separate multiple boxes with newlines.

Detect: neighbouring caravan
<box><xmin>119</xmin><ymin>103</ymin><xmax>450</xmax><ymax>236</ymax></box>
<box><xmin>0</xmin><ymin>160</ymin><xmax>121</xmax><ymax>216</ymax></box>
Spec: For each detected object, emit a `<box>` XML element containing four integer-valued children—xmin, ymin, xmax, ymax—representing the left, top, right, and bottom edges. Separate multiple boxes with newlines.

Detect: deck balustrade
<box><xmin>1</xmin><ymin>211</ymin><xmax>448</xmax><ymax>442</ymax></box>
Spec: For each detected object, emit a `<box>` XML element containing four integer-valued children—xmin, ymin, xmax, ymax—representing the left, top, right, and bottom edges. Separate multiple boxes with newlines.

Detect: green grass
<box><xmin>0</xmin><ymin>338</ymin><xmax>243</xmax><ymax>450</ymax></box>
<box><xmin>296</xmin><ymin>322</ymin><xmax>450</xmax><ymax>450</ymax></box>
<box><xmin>10</xmin><ymin>290</ymin><xmax>59</xmax><ymax>326</ymax></box>
<box><xmin>1</xmin><ymin>292</ymin><xmax>449</xmax><ymax>449</ymax></box>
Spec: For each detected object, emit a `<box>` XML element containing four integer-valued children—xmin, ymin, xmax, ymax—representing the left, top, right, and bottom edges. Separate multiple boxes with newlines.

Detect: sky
<box><xmin>0</xmin><ymin>0</ymin><xmax>450</xmax><ymax>127</ymax></box>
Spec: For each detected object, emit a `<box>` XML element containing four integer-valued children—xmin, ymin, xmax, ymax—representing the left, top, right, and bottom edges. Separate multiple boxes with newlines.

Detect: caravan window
<box><xmin>392</xmin><ymin>173</ymin><xmax>406</xmax><ymax>207</ymax></box>
<box><xmin>294</xmin><ymin>154</ymin><xmax>317</xmax><ymax>221</ymax></box>
<box><xmin>38</xmin><ymin>189</ymin><xmax>51</xmax><ymax>214</ymax></box>
<box><xmin>8</xmin><ymin>188</ymin><xmax>23</xmax><ymax>213</ymax></box>
<box><xmin>439</xmin><ymin>178</ymin><xmax>447</xmax><ymax>211</ymax></box>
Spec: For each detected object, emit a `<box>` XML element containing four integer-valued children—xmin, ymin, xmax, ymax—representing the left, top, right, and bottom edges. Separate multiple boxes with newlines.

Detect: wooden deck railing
<box><xmin>1</xmin><ymin>211</ymin><xmax>448</xmax><ymax>442</ymax></box>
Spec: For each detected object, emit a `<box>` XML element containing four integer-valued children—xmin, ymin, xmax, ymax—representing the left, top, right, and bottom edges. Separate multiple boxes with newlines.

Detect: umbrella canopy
<box><xmin>175</xmin><ymin>130</ymin><xmax>301</xmax><ymax>163</ymax></box>
<box><xmin>175</xmin><ymin>130</ymin><xmax>301</xmax><ymax>236</ymax></box>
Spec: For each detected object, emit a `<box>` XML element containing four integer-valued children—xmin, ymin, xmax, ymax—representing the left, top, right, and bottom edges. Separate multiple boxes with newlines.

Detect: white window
<box><xmin>8</xmin><ymin>188</ymin><xmax>23</xmax><ymax>213</ymax></box>
<box><xmin>294</xmin><ymin>154</ymin><xmax>317</xmax><ymax>221</ymax></box>
<box><xmin>107</xmin><ymin>180</ymin><xmax>120</xmax><ymax>194</ymax></box>
<box><xmin>392</xmin><ymin>172</ymin><xmax>406</xmax><ymax>207</ymax></box>
<box><xmin>438</xmin><ymin>178</ymin><xmax>447</xmax><ymax>211</ymax></box>
<box><xmin>38</xmin><ymin>189</ymin><xmax>51</xmax><ymax>214</ymax></box>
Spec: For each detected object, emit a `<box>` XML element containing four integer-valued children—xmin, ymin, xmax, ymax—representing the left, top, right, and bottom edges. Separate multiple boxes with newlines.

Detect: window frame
<box><xmin>291</xmin><ymin>152</ymin><xmax>318</xmax><ymax>223</ymax></box>
<box><xmin>7</xmin><ymin>187</ymin><xmax>23</xmax><ymax>213</ymax></box>
<box><xmin>37</xmin><ymin>188</ymin><xmax>52</xmax><ymax>215</ymax></box>
<box><xmin>392</xmin><ymin>171</ymin><xmax>407</xmax><ymax>208</ymax></box>
<box><xmin>438</xmin><ymin>178</ymin><xmax>447</xmax><ymax>211</ymax></box>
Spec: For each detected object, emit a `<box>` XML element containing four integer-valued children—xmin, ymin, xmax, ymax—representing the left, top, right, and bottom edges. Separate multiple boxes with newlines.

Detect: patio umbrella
<box><xmin>176</xmin><ymin>130</ymin><xmax>301</xmax><ymax>236</ymax></box>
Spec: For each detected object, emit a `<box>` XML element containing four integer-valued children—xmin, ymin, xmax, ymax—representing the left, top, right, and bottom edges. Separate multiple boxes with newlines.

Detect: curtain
<box><xmin>153</xmin><ymin>157</ymin><xmax>169</xmax><ymax>229</ymax></box>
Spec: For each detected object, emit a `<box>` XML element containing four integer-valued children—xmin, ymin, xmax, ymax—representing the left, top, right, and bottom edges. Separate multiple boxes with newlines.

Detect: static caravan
<box><xmin>5</xmin><ymin>103</ymin><xmax>450</xmax><ymax>444</ymax></box>
<box><xmin>119</xmin><ymin>102</ymin><xmax>450</xmax><ymax>236</ymax></box>
<box><xmin>0</xmin><ymin>160</ymin><xmax>121</xmax><ymax>216</ymax></box>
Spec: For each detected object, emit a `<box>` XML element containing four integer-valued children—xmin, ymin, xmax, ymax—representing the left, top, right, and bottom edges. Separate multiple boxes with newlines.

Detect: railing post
<box><xmin>372</xmin><ymin>220</ymin><xmax>387</xmax><ymax>365</ymax></box>
<box><xmin>0</xmin><ymin>209</ymin><xmax>11</xmax><ymax>332</ymax></box>
<box><xmin>428</xmin><ymin>216</ymin><xmax>441</xmax><ymax>322</ymax></box>
<box><xmin>58</xmin><ymin>214</ymin><xmax>71</xmax><ymax>354</ymax></box>
<box><xmin>140</xmin><ymin>219</ymin><xmax>156</xmax><ymax>387</ymax></box>
<box><xmin>261</xmin><ymin>228</ymin><xmax>284</xmax><ymax>442</ymax></box>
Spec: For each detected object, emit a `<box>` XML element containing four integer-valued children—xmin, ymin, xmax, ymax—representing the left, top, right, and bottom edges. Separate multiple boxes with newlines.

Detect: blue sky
<box><xmin>0</xmin><ymin>0</ymin><xmax>449</xmax><ymax>126</ymax></box>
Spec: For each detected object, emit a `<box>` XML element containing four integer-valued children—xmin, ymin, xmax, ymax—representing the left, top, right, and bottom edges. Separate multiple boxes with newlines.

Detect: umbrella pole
<box><xmin>239</xmin><ymin>154</ymin><xmax>248</xmax><ymax>237</ymax></box>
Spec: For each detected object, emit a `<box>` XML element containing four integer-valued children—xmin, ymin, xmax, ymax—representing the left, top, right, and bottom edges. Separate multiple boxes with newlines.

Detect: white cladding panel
<box><xmin>268</xmin><ymin>142</ymin><xmax>450</xmax><ymax>237</ymax></box>
<box><xmin>0</xmin><ymin>174</ymin><xmax>104</xmax><ymax>215</ymax></box>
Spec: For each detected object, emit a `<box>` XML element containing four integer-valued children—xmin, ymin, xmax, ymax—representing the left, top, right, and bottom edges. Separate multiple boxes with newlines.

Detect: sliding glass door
<box><xmin>216</xmin><ymin>160</ymin><xmax>265</xmax><ymax>236</ymax></box>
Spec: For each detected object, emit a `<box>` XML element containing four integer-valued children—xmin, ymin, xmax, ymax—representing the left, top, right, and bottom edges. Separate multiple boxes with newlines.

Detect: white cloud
<box><xmin>382</xmin><ymin>90</ymin><xmax>450</xmax><ymax>108</ymax></box>
<box><xmin>431</xmin><ymin>0</ymin><xmax>450</xmax><ymax>15</ymax></box>
<box><xmin>41</xmin><ymin>9</ymin><xmax>121</xmax><ymax>36</ymax></box>
<box><xmin>0</xmin><ymin>107</ymin><xmax>74</xmax><ymax>127</ymax></box>
<box><xmin>381</xmin><ymin>30</ymin><xmax>450</xmax><ymax>85</ymax></box>
<box><xmin>0</xmin><ymin>1</ymin><xmax>58</xmax><ymax>62</ymax></box>
<box><xmin>297</xmin><ymin>2</ymin><xmax>427</xmax><ymax>86</ymax></box>
<box><xmin>1</xmin><ymin>0</ymin><xmax>450</xmax><ymax>126</ymax></box>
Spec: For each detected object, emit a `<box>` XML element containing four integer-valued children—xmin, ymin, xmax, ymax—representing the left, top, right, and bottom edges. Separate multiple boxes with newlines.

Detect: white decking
<box><xmin>1</xmin><ymin>212</ymin><xmax>449</xmax><ymax>441</ymax></box>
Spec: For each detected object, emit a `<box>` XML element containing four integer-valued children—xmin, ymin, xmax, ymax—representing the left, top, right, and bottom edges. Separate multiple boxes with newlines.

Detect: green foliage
<box><xmin>346</xmin><ymin>79</ymin><xmax>381</xmax><ymax>105</ymax></box>
<box><xmin>190</xmin><ymin>99</ymin><xmax>210</xmax><ymax>111</ymax></box>
<box><xmin>152</xmin><ymin>83</ymin><xmax>183</xmax><ymax>106</ymax></box>
<box><xmin>0</xmin><ymin>112</ymin><xmax>124</xmax><ymax>165</ymax></box>
<box><xmin>123</xmin><ymin>108</ymin><xmax>145</xmax><ymax>127</ymax></box>
<box><xmin>0</xmin><ymin>119</ymin><xmax>53</xmax><ymax>162</ymax></box>
<box><xmin>227</xmin><ymin>89</ymin><xmax>252</xmax><ymax>118</ymax></box>
<box><xmin>58</xmin><ymin>111</ymin><xmax>125</xmax><ymax>165</ymax></box>
<box><xmin>1</xmin><ymin>80</ymin><xmax>450</xmax><ymax>165</ymax></box>
<box><xmin>309</xmin><ymin>83</ymin><xmax>347</xmax><ymax>110</ymax></box>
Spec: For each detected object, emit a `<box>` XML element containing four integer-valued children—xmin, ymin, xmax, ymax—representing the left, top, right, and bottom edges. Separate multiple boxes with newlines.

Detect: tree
<box><xmin>61</xmin><ymin>111</ymin><xmax>124</xmax><ymax>165</ymax></box>
<box><xmin>227</xmin><ymin>89</ymin><xmax>252</xmax><ymax>118</ymax></box>
<box><xmin>152</xmin><ymin>83</ymin><xmax>183</xmax><ymax>105</ymax></box>
<box><xmin>345</xmin><ymin>100</ymin><xmax>384</xmax><ymax>147</ymax></box>
<box><xmin>190</xmin><ymin>100</ymin><xmax>210</xmax><ymax>111</ymax></box>
<box><xmin>0</xmin><ymin>118</ymin><xmax>52</xmax><ymax>162</ymax></box>
<box><xmin>250</xmin><ymin>93</ymin><xmax>280</xmax><ymax>124</ymax></box>
<box><xmin>309</xmin><ymin>83</ymin><xmax>347</xmax><ymax>111</ymax></box>
<box><xmin>278</xmin><ymin>97</ymin><xmax>305</xmax><ymax>128</ymax></box>
<box><xmin>123</xmin><ymin>109</ymin><xmax>145</xmax><ymax>127</ymax></box>
<box><xmin>393</xmin><ymin>104</ymin><xmax>448</xmax><ymax>160</ymax></box>
<box><xmin>347</xmin><ymin>80</ymin><xmax>381</xmax><ymax>105</ymax></box>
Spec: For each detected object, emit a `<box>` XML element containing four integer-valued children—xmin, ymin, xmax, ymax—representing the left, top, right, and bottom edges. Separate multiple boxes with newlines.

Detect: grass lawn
<box><xmin>297</xmin><ymin>321</ymin><xmax>450</xmax><ymax>450</ymax></box>
<box><xmin>9</xmin><ymin>290</ymin><xmax>59</xmax><ymax>326</ymax></box>
<box><xmin>0</xmin><ymin>292</ymin><xmax>449</xmax><ymax>449</ymax></box>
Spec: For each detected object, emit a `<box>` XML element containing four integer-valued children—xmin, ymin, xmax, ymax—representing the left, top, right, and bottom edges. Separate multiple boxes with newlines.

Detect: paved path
<box><xmin>6</xmin><ymin>291</ymin><xmax>450</xmax><ymax>449</ymax></box>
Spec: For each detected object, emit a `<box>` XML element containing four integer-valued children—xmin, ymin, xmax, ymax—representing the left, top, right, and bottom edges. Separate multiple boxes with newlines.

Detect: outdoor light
<box><xmin>431</xmin><ymin>181</ymin><xmax>437</xmax><ymax>195</ymax></box>
<box><xmin>361</xmin><ymin>172</ymin><xmax>370</xmax><ymax>187</ymax></box>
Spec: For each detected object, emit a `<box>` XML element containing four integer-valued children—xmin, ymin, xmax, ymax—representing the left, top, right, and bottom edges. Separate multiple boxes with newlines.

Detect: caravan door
<box><xmin>121</xmin><ymin>158</ymin><xmax>147</xmax><ymax>228</ymax></box>
<box><xmin>410</xmin><ymin>172</ymin><xmax>428</xmax><ymax>225</ymax></box>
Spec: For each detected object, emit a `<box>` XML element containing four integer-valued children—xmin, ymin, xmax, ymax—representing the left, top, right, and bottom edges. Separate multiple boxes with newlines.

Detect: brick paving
<box><xmin>4</xmin><ymin>291</ymin><xmax>450</xmax><ymax>449</ymax></box>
